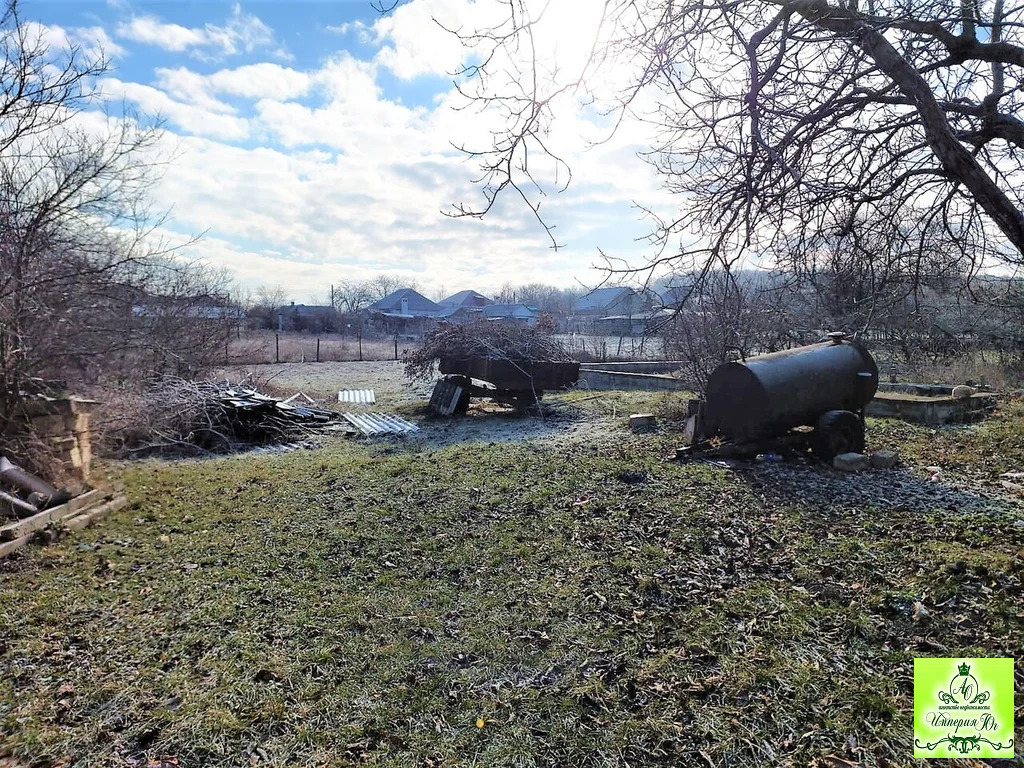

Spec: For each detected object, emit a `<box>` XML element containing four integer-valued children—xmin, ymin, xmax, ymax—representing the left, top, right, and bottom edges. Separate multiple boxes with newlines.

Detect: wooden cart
<box><xmin>429</xmin><ymin>355</ymin><xmax>580</xmax><ymax>415</ymax></box>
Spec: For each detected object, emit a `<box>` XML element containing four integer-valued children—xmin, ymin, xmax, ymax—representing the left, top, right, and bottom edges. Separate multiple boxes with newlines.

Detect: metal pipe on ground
<box><xmin>0</xmin><ymin>456</ymin><xmax>71</xmax><ymax>509</ymax></box>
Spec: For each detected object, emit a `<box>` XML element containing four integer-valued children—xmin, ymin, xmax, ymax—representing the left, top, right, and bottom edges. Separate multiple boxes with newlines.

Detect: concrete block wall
<box><xmin>576</xmin><ymin>369</ymin><xmax>694</xmax><ymax>392</ymax></box>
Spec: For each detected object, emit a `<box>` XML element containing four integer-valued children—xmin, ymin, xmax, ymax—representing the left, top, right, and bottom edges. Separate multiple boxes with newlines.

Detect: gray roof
<box><xmin>658</xmin><ymin>285</ymin><xmax>693</xmax><ymax>307</ymax></box>
<box><xmin>573</xmin><ymin>286</ymin><xmax>634</xmax><ymax>312</ymax></box>
<box><xmin>483</xmin><ymin>303</ymin><xmax>537</xmax><ymax>318</ymax></box>
<box><xmin>368</xmin><ymin>288</ymin><xmax>441</xmax><ymax>316</ymax></box>
<box><xmin>440</xmin><ymin>290</ymin><xmax>492</xmax><ymax>309</ymax></box>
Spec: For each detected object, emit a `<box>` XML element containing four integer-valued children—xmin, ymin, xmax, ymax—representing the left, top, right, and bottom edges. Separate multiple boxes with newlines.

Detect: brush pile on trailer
<box><xmin>405</xmin><ymin>322</ymin><xmax>580</xmax><ymax>415</ymax></box>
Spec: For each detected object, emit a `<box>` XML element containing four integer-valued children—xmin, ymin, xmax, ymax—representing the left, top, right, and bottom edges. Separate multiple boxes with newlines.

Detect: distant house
<box><xmin>367</xmin><ymin>288</ymin><xmax>442</xmax><ymax>317</ymax></box>
<box><xmin>483</xmin><ymin>303</ymin><xmax>538</xmax><ymax>327</ymax></box>
<box><xmin>439</xmin><ymin>290</ymin><xmax>493</xmax><ymax>311</ymax></box>
<box><xmin>657</xmin><ymin>284</ymin><xmax>694</xmax><ymax>310</ymax></box>
<box><xmin>572</xmin><ymin>287</ymin><xmax>653</xmax><ymax>317</ymax></box>
<box><xmin>437</xmin><ymin>290</ymin><xmax>493</xmax><ymax>323</ymax></box>
<box><xmin>594</xmin><ymin>309</ymin><xmax>674</xmax><ymax>336</ymax></box>
<box><xmin>367</xmin><ymin>288</ymin><xmax>442</xmax><ymax>339</ymax></box>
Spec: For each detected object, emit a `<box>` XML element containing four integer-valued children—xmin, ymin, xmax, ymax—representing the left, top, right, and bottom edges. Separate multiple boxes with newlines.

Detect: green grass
<box><xmin>1</xmin><ymin>400</ymin><xmax>1022</xmax><ymax>767</ymax></box>
<box><xmin>868</xmin><ymin>398</ymin><xmax>1024</xmax><ymax>477</ymax></box>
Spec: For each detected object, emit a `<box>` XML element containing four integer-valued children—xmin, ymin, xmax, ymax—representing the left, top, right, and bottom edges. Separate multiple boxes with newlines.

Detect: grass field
<box><xmin>1</xmin><ymin>394</ymin><xmax>1022</xmax><ymax>767</ymax></box>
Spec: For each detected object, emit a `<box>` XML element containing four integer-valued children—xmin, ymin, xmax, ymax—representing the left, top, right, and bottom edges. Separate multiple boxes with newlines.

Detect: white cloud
<box><xmin>153</xmin><ymin>68</ymin><xmax>236</xmax><ymax>114</ymax></box>
<box><xmin>370</xmin><ymin>0</ymin><xmax>501</xmax><ymax>80</ymax></box>
<box><xmin>74</xmin><ymin>25</ymin><xmax>126</xmax><ymax>59</ymax></box>
<box><xmin>117</xmin><ymin>16</ymin><xmax>205</xmax><ymax>52</ymax></box>
<box><xmin>21</xmin><ymin>20</ymin><xmax>126</xmax><ymax>61</ymax></box>
<box><xmin>87</xmin><ymin>0</ymin><xmax>674</xmax><ymax>297</ymax></box>
<box><xmin>152</xmin><ymin>63</ymin><xmax>310</xmax><ymax>112</ymax></box>
<box><xmin>131</xmin><ymin>123</ymin><xmax>647</xmax><ymax>299</ymax></box>
<box><xmin>210</xmin><ymin>63</ymin><xmax>311</xmax><ymax>101</ymax></box>
<box><xmin>116</xmin><ymin>4</ymin><xmax>278</xmax><ymax>60</ymax></box>
<box><xmin>326</xmin><ymin>20</ymin><xmax>372</xmax><ymax>43</ymax></box>
<box><xmin>248</xmin><ymin>54</ymin><xmax>433</xmax><ymax>155</ymax></box>
<box><xmin>100</xmin><ymin>78</ymin><xmax>250</xmax><ymax>141</ymax></box>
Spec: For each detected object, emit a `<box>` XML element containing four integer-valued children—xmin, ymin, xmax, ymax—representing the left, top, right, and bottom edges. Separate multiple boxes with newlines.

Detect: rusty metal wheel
<box><xmin>812</xmin><ymin>409</ymin><xmax>865</xmax><ymax>461</ymax></box>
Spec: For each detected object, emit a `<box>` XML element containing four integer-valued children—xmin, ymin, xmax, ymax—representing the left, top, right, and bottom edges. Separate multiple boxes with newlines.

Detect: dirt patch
<box><xmin>215</xmin><ymin>361</ymin><xmax>431</xmax><ymax>405</ymax></box>
<box><xmin>215</xmin><ymin>361</ymin><xmax>624</xmax><ymax>448</ymax></box>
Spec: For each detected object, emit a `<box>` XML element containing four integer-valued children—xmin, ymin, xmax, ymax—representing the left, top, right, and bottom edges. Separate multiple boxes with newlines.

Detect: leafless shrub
<box><xmin>659</xmin><ymin>271</ymin><xmax>811</xmax><ymax>390</ymax></box>
<box><xmin>0</xmin><ymin>1</ymin><xmax>237</xmax><ymax>445</ymax></box>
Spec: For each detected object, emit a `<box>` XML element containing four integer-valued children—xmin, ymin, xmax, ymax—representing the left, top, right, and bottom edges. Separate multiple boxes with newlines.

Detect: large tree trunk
<box><xmin>791</xmin><ymin>0</ymin><xmax>1024</xmax><ymax>256</ymax></box>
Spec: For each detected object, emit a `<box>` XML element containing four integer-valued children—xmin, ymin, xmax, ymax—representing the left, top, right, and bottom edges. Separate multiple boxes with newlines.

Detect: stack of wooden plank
<box><xmin>0</xmin><ymin>485</ymin><xmax>127</xmax><ymax>559</ymax></box>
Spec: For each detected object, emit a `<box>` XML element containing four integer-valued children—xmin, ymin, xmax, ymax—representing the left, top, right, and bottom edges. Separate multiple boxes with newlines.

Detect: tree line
<box><xmin>242</xmin><ymin>276</ymin><xmax>589</xmax><ymax>332</ymax></box>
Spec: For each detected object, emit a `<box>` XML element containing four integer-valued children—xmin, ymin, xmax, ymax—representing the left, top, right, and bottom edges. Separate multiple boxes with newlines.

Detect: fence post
<box><xmin>394</xmin><ymin>335</ymin><xmax>398</xmax><ymax>361</ymax></box>
<box><xmin>275</xmin><ymin>333</ymin><xmax>280</xmax><ymax>363</ymax></box>
<box><xmin>316</xmin><ymin>337</ymin><xmax>320</xmax><ymax>363</ymax></box>
<box><xmin>358</xmin><ymin>333</ymin><xmax>363</xmax><ymax>361</ymax></box>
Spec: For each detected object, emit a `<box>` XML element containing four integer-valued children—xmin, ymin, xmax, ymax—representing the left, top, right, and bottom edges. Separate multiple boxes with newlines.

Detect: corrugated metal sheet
<box><xmin>338</xmin><ymin>389</ymin><xmax>376</xmax><ymax>404</ymax></box>
<box><xmin>343</xmin><ymin>412</ymin><xmax>419</xmax><ymax>435</ymax></box>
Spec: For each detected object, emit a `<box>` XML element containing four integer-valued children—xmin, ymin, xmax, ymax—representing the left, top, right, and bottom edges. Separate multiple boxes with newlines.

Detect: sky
<box><xmin>27</xmin><ymin>0</ymin><xmax>674</xmax><ymax>302</ymax></box>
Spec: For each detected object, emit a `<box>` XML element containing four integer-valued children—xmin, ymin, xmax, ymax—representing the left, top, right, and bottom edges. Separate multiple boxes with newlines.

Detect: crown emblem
<box><xmin>958</xmin><ymin>662</ymin><xmax>971</xmax><ymax>676</ymax></box>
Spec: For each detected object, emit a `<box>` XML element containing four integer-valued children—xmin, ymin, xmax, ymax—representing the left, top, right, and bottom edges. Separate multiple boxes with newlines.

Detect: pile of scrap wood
<box><xmin>104</xmin><ymin>377</ymin><xmax>350</xmax><ymax>457</ymax></box>
<box><xmin>1</xmin><ymin>482</ymin><xmax>126</xmax><ymax>558</ymax></box>
<box><xmin>0</xmin><ymin>455</ymin><xmax>127</xmax><ymax>558</ymax></box>
<box><xmin>403</xmin><ymin>321</ymin><xmax>574</xmax><ymax>382</ymax></box>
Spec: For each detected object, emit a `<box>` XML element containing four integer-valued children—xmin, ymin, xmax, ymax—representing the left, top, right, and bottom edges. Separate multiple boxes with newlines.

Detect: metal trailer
<box><xmin>429</xmin><ymin>355</ymin><xmax>581</xmax><ymax>415</ymax></box>
<box><xmin>680</xmin><ymin>333</ymin><xmax>879</xmax><ymax>460</ymax></box>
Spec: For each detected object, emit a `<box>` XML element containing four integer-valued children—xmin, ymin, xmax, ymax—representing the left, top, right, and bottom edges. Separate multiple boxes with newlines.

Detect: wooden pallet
<box><xmin>0</xmin><ymin>484</ymin><xmax>127</xmax><ymax>559</ymax></box>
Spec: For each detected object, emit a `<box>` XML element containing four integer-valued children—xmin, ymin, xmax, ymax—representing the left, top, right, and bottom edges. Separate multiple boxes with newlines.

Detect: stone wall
<box><xmin>866</xmin><ymin>392</ymin><xmax>998</xmax><ymax>425</ymax></box>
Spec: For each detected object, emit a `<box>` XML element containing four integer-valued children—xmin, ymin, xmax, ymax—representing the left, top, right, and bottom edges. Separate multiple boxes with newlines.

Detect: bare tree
<box><xmin>494</xmin><ymin>281</ymin><xmax>517</xmax><ymax>304</ymax></box>
<box><xmin>661</xmin><ymin>271</ymin><xmax>805</xmax><ymax>388</ymax></box>
<box><xmin>331</xmin><ymin>274</ymin><xmax>425</xmax><ymax>310</ymax></box>
<box><xmin>333</xmin><ymin>279</ymin><xmax>374</xmax><ymax>313</ymax></box>
<box><xmin>1</xmin><ymin>1</ymin><xmax>154</xmax><ymax>399</ymax></box>
<box><xmin>447</xmin><ymin>0</ymin><xmax>1024</xmax><ymax>304</ymax></box>
<box><xmin>514</xmin><ymin>282</ymin><xmax>582</xmax><ymax>314</ymax></box>
<box><xmin>0</xmin><ymin>1</ymin><xmax>229</xmax><ymax>421</ymax></box>
<box><xmin>245</xmin><ymin>284</ymin><xmax>288</xmax><ymax>328</ymax></box>
<box><xmin>366</xmin><ymin>273</ymin><xmax>421</xmax><ymax>302</ymax></box>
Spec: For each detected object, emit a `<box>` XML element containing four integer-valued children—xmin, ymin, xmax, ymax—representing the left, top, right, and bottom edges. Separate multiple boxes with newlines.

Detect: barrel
<box><xmin>704</xmin><ymin>338</ymin><xmax>878</xmax><ymax>443</ymax></box>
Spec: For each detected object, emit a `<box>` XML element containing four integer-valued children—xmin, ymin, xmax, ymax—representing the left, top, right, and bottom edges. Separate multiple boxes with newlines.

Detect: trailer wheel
<box><xmin>813</xmin><ymin>409</ymin><xmax>864</xmax><ymax>461</ymax></box>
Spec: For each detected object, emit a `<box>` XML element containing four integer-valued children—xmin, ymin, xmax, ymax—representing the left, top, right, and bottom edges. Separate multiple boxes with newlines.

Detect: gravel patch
<box><xmin>742</xmin><ymin>459</ymin><xmax>1023</xmax><ymax>516</ymax></box>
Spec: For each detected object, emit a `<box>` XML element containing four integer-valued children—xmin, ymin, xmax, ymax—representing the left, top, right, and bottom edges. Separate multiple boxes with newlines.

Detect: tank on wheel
<box><xmin>702</xmin><ymin>333</ymin><xmax>878</xmax><ymax>449</ymax></box>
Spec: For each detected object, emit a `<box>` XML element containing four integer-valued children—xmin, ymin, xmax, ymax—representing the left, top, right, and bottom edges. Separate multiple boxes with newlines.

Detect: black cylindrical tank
<box><xmin>704</xmin><ymin>337</ymin><xmax>878</xmax><ymax>443</ymax></box>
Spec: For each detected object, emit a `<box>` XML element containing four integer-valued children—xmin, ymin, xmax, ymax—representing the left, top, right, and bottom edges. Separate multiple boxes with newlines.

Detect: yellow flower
<box><xmin>476</xmin><ymin>718</ymin><xmax>485</xmax><ymax>729</ymax></box>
